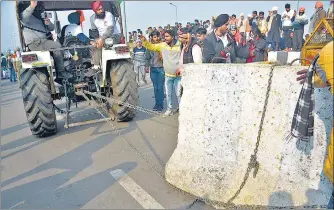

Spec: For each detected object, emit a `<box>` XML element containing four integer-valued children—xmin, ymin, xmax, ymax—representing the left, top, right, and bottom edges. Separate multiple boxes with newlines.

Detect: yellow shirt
<box><xmin>316</xmin><ymin>41</ymin><xmax>333</xmax><ymax>183</ymax></box>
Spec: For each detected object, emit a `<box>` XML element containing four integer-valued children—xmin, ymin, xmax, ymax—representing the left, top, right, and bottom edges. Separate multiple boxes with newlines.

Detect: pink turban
<box><xmin>91</xmin><ymin>1</ymin><xmax>103</xmax><ymax>13</ymax></box>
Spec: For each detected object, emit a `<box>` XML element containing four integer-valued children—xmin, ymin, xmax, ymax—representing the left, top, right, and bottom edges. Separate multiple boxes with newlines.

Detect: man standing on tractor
<box><xmin>18</xmin><ymin>1</ymin><xmax>71</xmax><ymax>83</ymax></box>
<box><xmin>86</xmin><ymin>1</ymin><xmax>121</xmax><ymax>77</ymax></box>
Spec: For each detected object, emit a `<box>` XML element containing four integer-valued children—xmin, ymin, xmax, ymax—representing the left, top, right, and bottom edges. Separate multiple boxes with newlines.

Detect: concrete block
<box><xmin>268</xmin><ymin>51</ymin><xmax>301</xmax><ymax>65</ymax></box>
<box><xmin>287</xmin><ymin>52</ymin><xmax>302</xmax><ymax>65</ymax></box>
<box><xmin>165</xmin><ymin>64</ymin><xmax>333</xmax><ymax>208</ymax></box>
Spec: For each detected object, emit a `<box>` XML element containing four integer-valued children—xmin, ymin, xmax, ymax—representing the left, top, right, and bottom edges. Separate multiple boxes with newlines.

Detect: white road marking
<box><xmin>9</xmin><ymin>200</ymin><xmax>25</xmax><ymax>209</ymax></box>
<box><xmin>110</xmin><ymin>169</ymin><xmax>164</xmax><ymax>209</ymax></box>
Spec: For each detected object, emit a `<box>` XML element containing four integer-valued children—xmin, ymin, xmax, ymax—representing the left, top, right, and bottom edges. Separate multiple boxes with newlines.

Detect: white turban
<box><xmin>240</xmin><ymin>13</ymin><xmax>245</xmax><ymax>17</ymax></box>
<box><xmin>272</xmin><ymin>6</ymin><xmax>278</xmax><ymax>11</ymax></box>
<box><xmin>247</xmin><ymin>14</ymin><xmax>252</xmax><ymax>18</ymax></box>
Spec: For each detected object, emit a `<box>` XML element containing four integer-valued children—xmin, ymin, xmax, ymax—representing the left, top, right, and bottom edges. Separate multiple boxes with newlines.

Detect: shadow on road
<box><xmin>1</xmin><ymin>133</ymin><xmax>137</xmax><ymax>209</ymax></box>
<box><xmin>1</xmin><ymin>113</ymin><xmax>133</xmax><ymax>159</ymax></box>
<box><xmin>0</xmin><ymin>123</ymin><xmax>29</xmax><ymax>137</ymax></box>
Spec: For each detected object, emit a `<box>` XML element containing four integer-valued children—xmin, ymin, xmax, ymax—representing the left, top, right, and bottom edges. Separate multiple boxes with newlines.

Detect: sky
<box><xmin>1</xmin><ymin>0</ymin><xmax>332</xmax><ymax>53</ymax></box>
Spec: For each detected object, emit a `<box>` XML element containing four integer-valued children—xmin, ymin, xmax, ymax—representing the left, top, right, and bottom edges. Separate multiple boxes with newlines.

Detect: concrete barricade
<box><xmin>268</xmin><ymin>51</ymin><xmax>301</xmax><ymax>65</ymax></box>
<box><xmin>165</xmin><ymin>64</ymin><xmax>333</xmax><ymax>208</ymax></box>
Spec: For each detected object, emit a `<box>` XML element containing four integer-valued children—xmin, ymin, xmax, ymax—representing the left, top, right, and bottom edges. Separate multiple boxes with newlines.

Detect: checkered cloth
<box><xmin>288</xmin><ymin>55</ymin><xmax>320</xmax><ymax>142</ymax></box>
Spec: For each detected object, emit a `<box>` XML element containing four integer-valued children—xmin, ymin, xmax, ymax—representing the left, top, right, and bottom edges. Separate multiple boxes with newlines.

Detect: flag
<box><xmin>76</xmin><ymin>10</ymin><xmax>85</xmax><ymax>29</ymax></box>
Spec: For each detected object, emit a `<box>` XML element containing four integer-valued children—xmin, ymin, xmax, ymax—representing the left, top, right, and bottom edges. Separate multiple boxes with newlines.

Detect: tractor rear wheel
<box><xmin>20</xmin><ymin>68</ymin><xmax>57</xmax><ymax>137</ymax></box>
<box><xmin>110</xmin><ymin>60</ymin><xmax>138</xmax><ymax>122</ymax></box>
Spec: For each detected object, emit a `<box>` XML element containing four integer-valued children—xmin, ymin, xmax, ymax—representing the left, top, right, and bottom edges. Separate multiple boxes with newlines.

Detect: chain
<box><xmin>74</xmin><ymin>66</ymin><xmax>327</xmax><ymax>209</ymax></box>
<box><xmin>82</xmin><ymin>90</ymin><xmax>165</xmax><ymax>118</ymax></box>
<box><xmin>220</xmin><ymin>65</ymin><xmax>275</xmax><ymax>208</ymax></box>
<box><xmin>79</xmin><ymin>91</ymin><xmax>167</xmax><ymax>179</ymax></box>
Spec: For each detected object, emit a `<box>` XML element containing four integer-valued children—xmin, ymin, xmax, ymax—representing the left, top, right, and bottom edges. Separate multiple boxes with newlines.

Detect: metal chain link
<box><xmin>81</xmin><ymin>92</ymin><xmax>167</xmax><ymax>180</ymax></box>
<box><xmin>223</xmin><ymin>65</ymin><xmax>275</xmax><ymax>207</ymax></box>
<box><xmin>74</xmin><ymin>66</ymin><xmax>327</xmax><ymax>209</ymax></box>
<box><xmin>82</xmin><ymin>90</ymin><xmax>166</xmax><ymax>118</ymax></box>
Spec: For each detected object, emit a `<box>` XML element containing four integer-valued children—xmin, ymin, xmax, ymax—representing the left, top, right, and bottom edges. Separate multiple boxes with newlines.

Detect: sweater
<box><xmin>142</xmin><ymin>40</ymin><xmax>181</xmax><ymax>77</ymax></box>
<box><xmin>292</xmin><ymin>14</ymin><xmax>308</xmax><ymax>30</ymax></box>
<box><xmin>132</xmin><ymin>47</ymin><xmax>148</xmax><ymax>66</ymax></box>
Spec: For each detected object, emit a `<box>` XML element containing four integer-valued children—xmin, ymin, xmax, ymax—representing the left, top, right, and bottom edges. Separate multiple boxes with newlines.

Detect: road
<box><xmin>0</xmin><ymin>78</ymin><xmax>214</xmax><ymax>209</ymax></box>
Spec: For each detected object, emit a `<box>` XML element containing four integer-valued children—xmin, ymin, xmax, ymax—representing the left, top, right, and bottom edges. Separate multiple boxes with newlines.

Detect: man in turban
<box><xmin>86</xmin><ymin>1</ymin><xmax>121</xmax><ymax>77</ymax></box>
<box><xmin>62</xmin><ymin>11</ymin><xmax>94</xmax><ymax>46</ymax></box>
<box><xmin>202</xmin><ymin>14</ymin><xmax>249</xmax><ymax>63</ymax></box>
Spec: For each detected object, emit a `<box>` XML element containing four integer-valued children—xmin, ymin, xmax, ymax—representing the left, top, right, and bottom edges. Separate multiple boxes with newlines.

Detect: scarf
<box><xmin>287</xmin><ymin>54</ymin><xmax>320</xmax><ymax>143</ymax></box>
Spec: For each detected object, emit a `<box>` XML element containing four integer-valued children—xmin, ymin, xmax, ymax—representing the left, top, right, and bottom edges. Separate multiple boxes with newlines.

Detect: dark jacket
<box><xmin>253</xmin><ymin>38</ymin><xmax>267</xmax><ymax>62</ymax></box>
<box><xmin>267</xmin><ymin>14</ymin><xmax>282</xmax><ymax>43</ymax></box>
<box><xmin>202</xmin><ymin>31</ymin><xmax>249</xmax><ymax>63</ymax></box>
<box><xmin>182</xmin><ymin>37</ymin><xmax>199</xmax><ymax>64</ymax></box>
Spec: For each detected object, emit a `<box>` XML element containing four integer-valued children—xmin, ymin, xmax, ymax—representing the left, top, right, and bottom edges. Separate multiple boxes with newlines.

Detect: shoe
<box><xmin>176</xmin><ymin>108</ymin><xmax>179</xmax><ymax>113</ymax></box>
<box><xmin>163</xmin><ymin>109</ymin><xmax>173</xmax><ymax>116</ymax></box>
<box><xmin>152</xmin><ymin>104</ymin><xmax>158</xmax><ymax>111</ymax></box>
<box><xmin>138</xmin><ymin>81</ymin><xmax>146</xmax><ymax>86</ymax></box>
<box><xmin>156</xmin><ymin>105</ymin><xmax>163</xmax><ymax>112</ymax></box>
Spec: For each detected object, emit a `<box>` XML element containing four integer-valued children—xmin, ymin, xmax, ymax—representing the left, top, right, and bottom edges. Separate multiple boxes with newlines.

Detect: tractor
<box><xmin>15</xmin><ymin>1</ymin><xmax>138</xmax><ymax>137</ymax></box>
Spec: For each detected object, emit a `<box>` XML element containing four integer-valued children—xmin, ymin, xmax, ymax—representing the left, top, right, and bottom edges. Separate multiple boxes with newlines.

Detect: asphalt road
<box><xmin>0</xmin><ymin>77</ymin><xmax>215</xmax><ymax>209</ymax></box>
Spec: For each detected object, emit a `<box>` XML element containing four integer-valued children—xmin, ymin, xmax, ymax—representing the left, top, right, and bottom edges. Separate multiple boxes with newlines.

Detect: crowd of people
<box><xmin>130</xmin><ymin>1</ymin><xmax>333</xmax><ymax>53</ymax></box>
<box><xmin>1</xmin><ymin>48</ymin><xmax>22</xmax><ymax>83</ymax></box>
<box><xmin>130</xmin><ymin>1</ymin><xmax>333</xmax><ymax>115</ymax></box>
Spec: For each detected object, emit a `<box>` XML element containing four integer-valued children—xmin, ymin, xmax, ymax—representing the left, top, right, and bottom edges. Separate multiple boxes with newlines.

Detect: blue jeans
<box><xmin>150</xmin><ymin>67</ymin><xmax>165</xmax><ymax>107</ymax></box>
<box><xmin>10</xmin><ymin>68</ymin><xmax>16</xmax><ymax>82</ymax></box>
<box><xmin>165</xmin><ymin>76</ymin><xmax>181</xmax><ymax>110</ymax></box>
<box><xmin>328</xmin><ymin>191</ymin><xmax>334</xmax><ymax>209</ymax></box>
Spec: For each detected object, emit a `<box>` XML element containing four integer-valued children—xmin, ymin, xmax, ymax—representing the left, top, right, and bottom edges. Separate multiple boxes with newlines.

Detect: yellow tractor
<box><xmin>302</xmin><ymin>18</ymin><xmax>333</xmax><ymax>66</ymax></box>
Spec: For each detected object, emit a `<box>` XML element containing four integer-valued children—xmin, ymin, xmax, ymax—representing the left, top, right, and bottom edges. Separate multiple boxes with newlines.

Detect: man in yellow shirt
<box><xmin>139</xmin><ymin>30</ymin><xmax>182</xmax><ymax>116</ymax></box>
<box><xmin>295</xmin><ymin>41</ymin><xmax>333</xmax><ymax>208</ymax></box>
